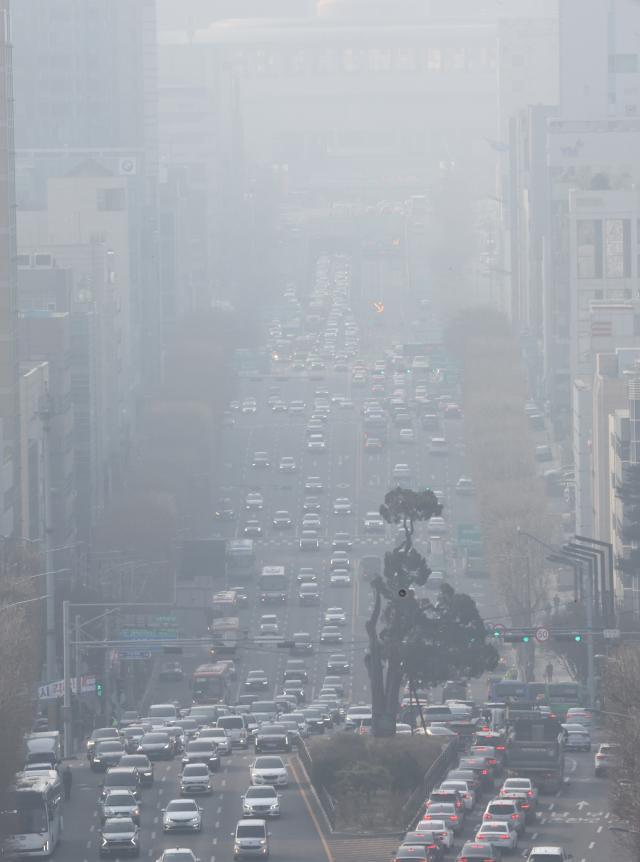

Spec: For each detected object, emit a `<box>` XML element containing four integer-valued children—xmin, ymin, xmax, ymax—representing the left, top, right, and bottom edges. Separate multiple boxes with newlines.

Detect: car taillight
<box><xmin>450</xmin><ymin>815</ymin><xmax>458</xmax><ymax>821</ymax></box>
<box><xmin>488</xmin><ymin>759</ymin><xmax>497</xmax><ymax>765</ymax></box>
<box><xmin>511</xmin><ymin>814</ymin><xmax>519</xmax><ymax>820</ymax></box>
<box><xmin>496</xmin><ymin>745</ymin><xmax>505</xmax><ymax>751</ymax></box>
<box><xmin>482</xmin><ymin>769</ymin><xmax>488</xmax><ymax>775</ymax></box>
<box><xmin>527</xmin><ymin>790</ymin><xmax>533</xmax><ymax>796</ymax></box>
<box><xmin>499</xmin><ymin>835</ymin><xmax>509</xmax><ymax>839</ymax></box>
<box><xmin>483</xmin><ymin>813</ymin><xmax>491</xmax><ymax>819</ymax></box>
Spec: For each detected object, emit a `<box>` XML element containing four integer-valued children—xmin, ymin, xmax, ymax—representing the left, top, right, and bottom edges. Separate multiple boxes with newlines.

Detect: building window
<box><xmin>342</xmin><ymin>48</ymin><xmax>364</xmax><ymax>73</ymax></box>
<box><xmin>317</xmin><ymin>49</ymin><xmax>338</xmax><ymax>73</ymax></box>
<box><xmin>577</xmin><ymin>219</ymin><xmax>603</xmax><ymax>278</ymax></box>
<box><xmin>396</xmin><ymin>48</ymin><xmax>416</xmax><ymax>72</ymax></box>
<box><xmin>96</xmin><ymin>188</ymin><xmax>125</xmax><ymax>212</ymax></box>
<box><xmin>452</xmin><ymin>48</ymin><xmax>466</xmax><ymax>70</ymax></box>
<box><xmin>609</xmin><ymin>54</ymin><xmax>638</xmax><ymax>73</ymax></box>
<box><xmin>16</xmin><ymin>254</ymin><xmax>30</xmax><ymax>266</ymax></box>
<box><xmin>34</xmin><ymin>254</ymin><xmax>52</xmax><ymax>266</ymax></box>
<box><xmin>368</xmin><ymin>48</ymin><xmax>391</xmax><ymax>72</ymax></box>
<box><xmin>427</xmin><ymin>48</ymin><xmax>441</xmax><ymax>71</ymax></box>
<box><xmin>604</xmin><ymin>218</ymin><xmax>631</xmax><ymax>278</ymax></box>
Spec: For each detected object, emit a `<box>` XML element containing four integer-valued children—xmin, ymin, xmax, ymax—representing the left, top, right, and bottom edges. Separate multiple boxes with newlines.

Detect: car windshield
<box><xmin>163</xmin><ymin>854</ymin><xmax>196</xmax><ymax>862</ymax></box>
<box><xmin>487</xmin><ymin>803</ymin><xmax>514</xmax><ymax>814</ymax></box>
<box><xmin>97</xmin><ymin>742</ymin><xmax>122</xmax><ymax>752</ymax></box>
<box><xmin>143</xmin><ymin>733</ymin><xmax>169</xmax><ymax>743</ymax></box>
<box><xmin>237</xmin><ymin>825</ymin><xmax>266</xmax><ymax>838</ymax></box>
<box><xmin>103</xmin><ymin>819</ymin><xmax>135</xmax><ymax>834</ymax></box>
<box><xmin>120</xmin><ymin>756</ymin><xmax>148</xmax><ymax>766</ymax></box>
<box><xmin>183</xmin><ymin>764</ymin><xmax>208</xmax><ymax>775</ymax></box>
<box><xmin>479</xmin><ymin>823</ymin><xmax>507</xmax><ymax>833</ymax></box>
<box><xmin>427</xmin><ymin>804</ymin><xmax>454</xmax><ymax>814</ymax></box>
<box><xmin>528</xmin><ymin>856</ymin><xmax>563</xmax><ymax>862</ymax></box>
<box><xmin>246</xmin><ymin>787</ymin><xmax>277</xmax><ymax>798</ymax></box>
<box><xmin>254</xmin><ymin>757</ymin><xmax>283</xmax><ymax>768</ymax></box>
<box><xmin>218</xmin><ymin>717</ymin><xmax>243</xmax><ymax>729</ymax></box>
<box><xmin>259</xmin><ymin>725</ymin><xmax>286</xmax><ymax>734</ymax></box>
<box><xmin>167</xmin><ymin>800</ymin><xmax>198</xmax><ymax>812</ymax></box>
<box><xmin>188</xmin><ymin>741</ymin><xmax>213</xmax><ymax>752</ymax></box>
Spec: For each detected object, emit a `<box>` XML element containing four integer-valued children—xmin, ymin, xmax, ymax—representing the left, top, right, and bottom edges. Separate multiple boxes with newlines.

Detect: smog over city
<box><xmin>0</xmin><ymin>1</ymin><xmax>635</xmax><ymax>861</ymax></box>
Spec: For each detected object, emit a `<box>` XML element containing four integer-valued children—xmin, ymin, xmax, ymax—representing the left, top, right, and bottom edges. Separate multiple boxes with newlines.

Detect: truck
<box><xmin>505</xmin><ymin>709</ymin><xmax>564</xmax><ymax>792</ymax></box>
<box><xmin>25</xmin><ymin>731</ymin><xmax>62</xmax><ymax>767</ymax></box>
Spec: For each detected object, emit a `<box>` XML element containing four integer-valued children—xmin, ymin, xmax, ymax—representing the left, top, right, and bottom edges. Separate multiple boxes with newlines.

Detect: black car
<box><xmin>403</xmin><ymin>833</ymin><xmax>446</xmax><ymax>862</ymax></box>
<box><xmin>301</xmin><ymin>708</ymin><xmax>326</xmax><ymax>734</ymax></box>
<box><xmin>119</xmin><ymin>754</ymin><xmax>154</xmax><ymax>787</ymax></box>
<box><xmin>254</xmin><ymin>724</ymin><xmax>292</xmax><ymax>753</ymax></box>
<box><xmin>182</xmin><ymin>740</ymin><xmax>220</xmax><ymax>772</ymax></box>
<box><xmin>455</xmin><ymin>840</ymin><xmax>502</xmax><ymax>862</ymax></box>
<box><xmin>91</xmin><ymin>741</ymin><xmax>125</xmax><ymax>771</ymax></box>
<box><xmin>138</xmin><ymin>732</ymin><xmax>174</xmax><ymax>761</ymax></box>
<box><xmin>99</xmin><ymin>817</ymin><xmax>140</xmax><ymax>858</ymax></box>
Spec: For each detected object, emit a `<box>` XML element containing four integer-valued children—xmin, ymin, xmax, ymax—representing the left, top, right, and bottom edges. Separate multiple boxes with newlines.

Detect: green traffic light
<box><xmin>95</xmin><ymin>681</ymin><xmax>104</xmax><ymax>697</ymax></box>
<box><xmin>522</xmin><ymin>635</ymin><xmax>530</xmax><ymax>643</ymax></box>
<box><xmin>574</xmin><ymin>634</ymin><xmax>582</xmax><ymax>642</ymax></box>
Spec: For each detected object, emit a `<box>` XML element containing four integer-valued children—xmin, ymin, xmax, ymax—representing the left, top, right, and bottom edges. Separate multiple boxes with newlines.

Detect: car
<box><xmin>330</xmin><ymin>570</ymin><xmax>352</xmax><ymax>586</ymax></box>
<box><xmin>290</xmin><ymin>632</ymin><xmax>314</xmax><ymax>653</ymax></box>
<box><xmin>245</xmin><ymin>492</ymin><xmax>264</xmax><ymax>510</ymax></box>
<box><xmin>252</xmin><ymin>452</ymin><xmax>270</xmax><ymax>468</ymax></box>
<box><xmin>444</xmin><ymin>403</ymin><xmax>462</xmax><ymax>419</ymax></box>
<box><xmin>475</xmin><ymin>821</ymin><xmax>518</xmax><ymax>850</ymax></box>
<box><xmin>393</xmin><ymin>847</ymin><xmax>432</xmax><ymax>862</ymax></box>
<box><xmin>241</xmin><ymin>399</ymin><xmax>257</xmax><ymax>414</ymax></box>
<box><xmin>429</xmin><ymin>437</ymin><xmax>449</xmax><ymax>456</ymax></box>
<box><xmin>278</xmin><ymin>456</ymin><xmax>297</xmax><ymax>473</ymax></box>
<box><xmin>499</xmin><ymin>777</ymin><xmax>538</xmax><ymax>806</ymax></box>
<box><xmin>250</xmin><ymin>756</ymin><xmax>288</xmax><ymax>787</ymax></box>
<box><xmin>254</xmin><ymin>724</ymin><xmax>292</xmax><ymax>753</ymax></box>
<box><xmin>324</xmin><ymin>607</ymin><xmax>347</xmax><ymax>626</ymax></box>
<box><xmin>522</xmin><ymin>848</ymin><xmax>572</xmax><ymax>862</ymax></box>
<box><xmin>594</xmin><ymin>742</ymin><xmax>619</xmax><ymax>776</ymax></box>
<box><xmin>323</xmin><ymin>675</ymin><xmax>346</xmax><ymax>697</ymax></box>
<box><xmin>330</xmin><ymin>551</ymin><xmax>351</xmax><ymax>570</ymax></box>
<box><xmin>534</xmin><ymin>444</ymin><xmax>553</xmax><ymax>462</ymax></box>
<box><xmin>137</xmin><ymin>732</ymin><xmax>174</xmax><ymax>760</ymax></box>
<box><xmin>242</xmin><ymin>785</ymin><xmax>281</xmax><ymax>818</ymax></box>
<box><xmin>119</xmin><ymin>710</ymin><xmax>140</xmax><ymax>728</ymax></box>
<box><xmin>119</xmin><ymin>754</ymin><xmax>154</xmax><ymax>786</ymax></box>
<box><xmin>233</xmin><ymin>818</ymin><xmax>271</xmax><ymax>859</ymax></box>
<box><xmin>363</xmin><ymin>511</ymin><xmax>385</xmax><ymax>532</ymax></box>
<box><xmin>181</xmin><ymin>740</ymin><xmax>220</xmax><ymax>772</ymax></box>
<box><xmin>283</xmin><ymin>660</ymin><xmax>308</xmax><ymax>683</ymax></box>
<box><xmin>455</xmin><ymin>840</ymin><xmax>502</xmax><ymax>862</ymax></box>
<box><xmin>258</xmin><ymin>623</ymin><xmax>280</xmax><ymax>638</ymax></box>
<box><xmin>180</xmin><ymin>763</ymin><xmax>212</xmax><ymax>795</ymax></box>
<box><xmin>92</xmin><ymin>740</ymin><xmax>125</xmax><ymax>770</ymax></box>
<box><xmin>392</xmin><ymin>463</ymin><xmax>411</xmax><ymax>480</ymax></box>
<box><xmin>299</xmin><ymin>582</ymin><xmax>320</xmax><ymax>605</ymax></box>
<box><xmin>455</xmin><ymin>477</ymin><xmax>475</xmax><ymax>496</ymax></box>
<box><xmin>565</xmin><ymin>708</ymin><xmax>593</xmax><ymax>728</ymax></box>
<box><xmin>272</xmin><ymin>510</ymin><xmax>292</xmax><ymax>529</ymax></box>
<box><xmin>197</xmin><ymin>727</ymin><xmax>232</xmax><ymax>755</ymax></box>
<box><xmin>439</xmin><ymin>780</ymin><xmax>476</xmax><ymax>810</ymax></box>
<box><xmin>289</xmin><ymin>400</ymin><xmax>305</xmax><ymax>414</ymax></box>
<box><xmin>483</xmin><ymin>799</ymin><xmax>525</xmax><ymax>834</ymax></box>
<box><xmin>327</xmin><ymin>653</ymin><xmax>350</xmax><ymax>673</ymax></box>
<box><xmin>245</xmin><ymin>671</ymin><xmax>269</xmax><ymax>691</ymax></box>
<box><xmin>155</xmin><ymin>850</ymin><xmax>201</xmax><ymax>862</ymax></box>
<box><xmin>101</xmin><ymin>790</ymin><xmax>141</xmax><ymax>824</ymax></box>
<box><xmin>304</xmin><ymin>476</ymin><xmax>324</xmax><ymax>492</ymax></box>
<box><xmin>271</xmin><ymin>400</ymin><xmax>287</xmax><ymax>413</ymax></box>
<box><xmin>307</xmin><ymin>434</ymin><xmax>326</xmax><ymax>451</ymax></box>
<box><xmin>218</xmin><ymin>715</ymin><xmax>249</xmax><ymax>748</ymax></box>
<box><xmin>333</xmin><ymin>497</ymin><xmax>352</xmax><ymax>514</ymax></box>
<box><xmin>99</xmin><ymin>817</ymin><xmax>140</xmax><ymax>858</ymax></box>
<box><xmin>561</xmin><ymin>722</ymin><xmax>591</xmax><ymax>751</ymax></box>
<box><xmin>364</xmin><ymin>436</ymin><xmax>384</xmax><ymax>451</ymax></box>
<box><xmin>296</xmin><ymin>568</ymin><xmax>317</xmax><ymax>584</ymax></box>
<box><xmin>242</xmin><ymin>520</ymin><xmax>263</xmax><ymax>537</ymax></box>
<box><xmin>299</xmin><ymin>530</ymin><xmax>320</xmax><ymax>551</ymax></box>
<box><xmin>303</xmin><ymin>496</ymin><xmax>322</xmax><ymax>513</ymax></box>
<box><xmin>399</xmin><ymin>428</ymin><xmax>416</xmax><ymax>444</ymax></box>
<box><xmin>162</xmin><ymin>798</ymin><xmax>203</xmax><ymax>833</ymax></box>
<box><xmin>414</xmin><ymin>819</ymin><xmax>454</xmax><ymax>850</ymax></box>
<box><xmin>428</xmin><ymin>516</ymin><xmax>447</xmax><ymax>535</ymax></box>
<box><xmin>100</xmin><ymin>767</ymin><xmax>142</xmax><ymax>802</ymax></box>
<box><xmin>302</xmin><ymin>513</ymin><xmax>322</xmax><ymax>529</ymax></box>
<box><xmin>320</xmin><ymin>625</ymin><xmax>343</xmax><ymax>645</ymax></box>
<box><xmin>422</xmin><ymin>802</ymin><xmax>462</xmax><ymax>833</ymax></box>
<box><xmin>332</xmin><ymin>532</ymin><xmax>352</xmax><ymax>550</ymax></box>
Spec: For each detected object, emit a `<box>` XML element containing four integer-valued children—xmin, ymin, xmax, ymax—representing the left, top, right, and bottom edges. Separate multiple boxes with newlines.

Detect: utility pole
<box><xmin>40</xmin><ymin>388</ymin><xmax>57</xmax><ymax>683</ymax></box>
<box><xmin>62</xmin><ymin>601</ymin><xmax>72</xmax><ymax>757</ymax></box>
<box><xmin>585</xmin><ymin>569</ymin><xmax>596</xmax><ymax>709</ymax></box>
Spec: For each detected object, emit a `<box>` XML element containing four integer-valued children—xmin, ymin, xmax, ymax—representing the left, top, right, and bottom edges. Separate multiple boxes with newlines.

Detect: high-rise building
<box><xmin>11</xmin><ymin>0</ymin><xmax>160</xmax><ymax>389</ymax></box>
<box><xmin>0</xmin><ymin>0</ymin><xmax>20</xmax><ymax>535</ymax></box>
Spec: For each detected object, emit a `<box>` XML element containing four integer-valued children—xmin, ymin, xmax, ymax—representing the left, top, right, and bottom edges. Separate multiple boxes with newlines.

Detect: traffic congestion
<box><xmin>6</xmin><ymin>255</ymin><xmax>617</xmax><ymax>862</ymax></box>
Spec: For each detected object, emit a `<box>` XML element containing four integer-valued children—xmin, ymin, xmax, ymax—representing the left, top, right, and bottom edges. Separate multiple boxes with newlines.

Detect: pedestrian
<box><xmin>62</xmin><ymin>765</ymin><xmax>72</xmax><ymax>801</ymax></box>
<box><xmin>545</xmin><ymin>661</ymin><xmax>554</xmax><ymax>684</ymax></box>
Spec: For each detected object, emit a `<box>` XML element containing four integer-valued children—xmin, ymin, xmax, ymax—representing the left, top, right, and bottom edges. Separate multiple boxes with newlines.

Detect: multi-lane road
<box><xmin>59</xmin><ymin>256</ymin><xmax>624</xmax><ymax>862</ymax></box>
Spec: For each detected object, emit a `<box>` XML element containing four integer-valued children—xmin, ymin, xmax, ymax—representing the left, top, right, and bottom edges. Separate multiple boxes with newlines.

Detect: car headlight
<box><xmin>270</xmin><ymin>803</ymin><xmax>279</xmax><ymax>811</ymax></box>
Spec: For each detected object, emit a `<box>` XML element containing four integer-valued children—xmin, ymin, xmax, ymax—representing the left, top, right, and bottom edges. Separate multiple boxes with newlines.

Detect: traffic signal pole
<box><xmin>585</xmin><ymin>569</ymin><xmax>596</xmax><ymax>709</ymax></box>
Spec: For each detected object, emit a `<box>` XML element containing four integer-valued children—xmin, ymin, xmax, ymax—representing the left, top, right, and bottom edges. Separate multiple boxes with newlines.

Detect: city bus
<box><xmin>211</xmin><ymin>590</ymin><xmax>238</xmax><ymax>619</ymax></box>
<box><xmin>226</xmin><ymin>539</ymin><xmax>257</xmax><ymax>581</ymax></box>
<box><xmin>1</xmin><ymin>773</ymin><xmax>63</xmax><ymax>858</ymax></box>
<box><xmin>192</xmin><ymin>663</ymin><xmax>231</xmax><ymax>705</ymax></box>
<box><xmin>258</xmin><ymin>565</ymin><xmax>288</xmax><ymax>604</ymax></box>
<box><xmin>488</xmin><ymin>679</ymin><xmax>530</xmax><ymax>704</ymax></box>
<box><xmin>210</xmin><ymin>616</ymin><xmax>241</xmax><ymax>654</ymax></box>
<box><xmin>527</xmin><ymin>682</ymin><xmax>584</xmax><ymax>719</ymax></box>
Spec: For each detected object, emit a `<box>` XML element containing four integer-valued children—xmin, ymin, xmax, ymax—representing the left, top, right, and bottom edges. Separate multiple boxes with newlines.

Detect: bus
<box><xmin>192</xmin><ymin>663</ymin><xmax>231</xmax><ymax>705</ymax></box>
<box><xmin>488</xmin><ymin>679</ymin><xmax>530</xmax><ymax>704</ymax></box>
<box><xmin>211</xmin><ymin>590</ymin><xmax>238</xmax><ymax>619</ymax></box>
<box><xmin>259</xmin><ymin>566</ymin><xmax>288</xmax><ymax>604</ymax></box>
<box><xmin>527</xmin><ymin>682</ymin><xmax>584</xmax><ymax>719</ymax></box>
<box><xmin>1</xmin><ymin>773</ymin><xmax>62</xmax><ymax>858</ymax></box>
<box><xmin>226</xmin><ymin>539</ymin><xmax>256</xmax><ymax>581</ymax></box>
<box><xmin>210</xmin><ymin>616</ymin><xmax>241</xmax><ymax>654</ymax></box>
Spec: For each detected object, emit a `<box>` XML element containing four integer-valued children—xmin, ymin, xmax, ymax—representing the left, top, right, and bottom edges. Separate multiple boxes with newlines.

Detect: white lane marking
<box><xmin>151</xmin><ymin>831</ymin><xmax>156</xmax><ymax>840</ymax></box>
<box><xmin>588</xmin><ymin>842</ymin><xmax>595</xmax><ymax>849</ymax></box>
<box><xmin>532</xmin><ymin>833</ymin><xmax>538</xmax><ymax>840</ymax></box>
<box><xmin>89</xmin><ymin>824</ymin><xmax>95</xmax><ymax>832</ymax></box>
<box><xmin>548</xmin><ymin>803</ymin><xmax>554</xmax><ymax>811</ymax></box>
<box><xmin>213</xmin><ymin>836</ymin><xmax>218</xmax><ymax>845</ymax></box>
<box><xmin>597</xmin><ymin>826</ymin><xmax>603</xmax><ymax>833</ymax></box>
<box><xmin>215</xmin><ymin>820</ymin><xmax>220</xmax><ymax>828</ymax></box>
<box><xmin>217</xmin><ymin>805</ymin><xmax>222</xmax><ymax>814</ymax></box>
<box><xmin>221</xmin><ymin>779</ymin><xmax>227</xmax><ymax>787</ymax></box>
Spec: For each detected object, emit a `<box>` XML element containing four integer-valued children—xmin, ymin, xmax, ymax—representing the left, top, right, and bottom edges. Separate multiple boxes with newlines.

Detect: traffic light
<box><xmin>95</xmin><ymin>680</ymin><xmax>104</xmax><ymax>698</ymax></box>
<box><xmin>503</xmin><ymin>631</ymin><xmax>534</xmax><ymax>643</ymax></box>
<box><xmin>555</xmin><ymin>632</ymin><xmax>583</xmax><ymax>643</ymax></box>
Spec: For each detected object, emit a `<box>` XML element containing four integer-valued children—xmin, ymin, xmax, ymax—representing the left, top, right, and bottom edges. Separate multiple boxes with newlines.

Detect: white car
<box><xmin>438</xmin><ymin>779</ymin><xmax>475</xmax><ymax>810</ymax></box>
<box><xmin>428</xmin><ymin>516</ymin><xmax>447</xmax><ymax>535</ymax></box>
<box><xmin>278</xmin><ymin>456</ymin><xmax>297</xmax><ymax>473</ymax></box>
<box><xmin>180</xmin><ymin>763</ymin><xmax>212</xmax><ymax>795</ymax></box>
<box><xmin>320</xmin><ymin>625</ymin><xmax>343</xmax><ymax>644</ymax></box>
<box><xmin>307</xmin><ymin>435</ymin><xmax>326</xmax><ymax>451</ymax></box>
<box><xmin>333</xmin><ymin>497</ymin><xmax>352</xmax><ymax>515</ymax></box>
<box><xmin>196</xmin><ymin>727</ymin><xmax>232</xmax><ymax>755</ymax></box>
<box><xmin>241</xmin><ymin>784</ymin><xmax>281</xmax><ymax>817</ymax></box>
<box><xmin>395</xmin><ymin>723</ymin><xmax>413</xmax><ymax>735</ymax></box>
<box><xmin>399</xmin><ymin>428</ymin><xmax>415</xmax><ymax>444</ymax></box>
<box><xmin>415</xmin><ymin>818</ymin><xmax>453</xmax><ymax>849</ymax></box>
<box><xmin>500</xmin><ymin>777</ymin><xmax>538</xmax><ymax>805</ymax></box>
<box><xmin>162</xmin><ymin>798</ymin><xmax>203</xmax><ymax>833</ymax></box>
<box><xmin>455</xmin><ymin>477</ymin><xmax>475</xmax><ymax>495</ymax></box>
<box><xmin>324</xmin><ymin>607</ymin><xmax>347</xmax><ymax>626</ymax></box>
<box><xmin>363</xmin><ymin>512</ymin><xmax>385</xmax><ymax>533</ymax></box>
<box><xmin>245</xmin><ymin>492</ymin><xmax>264</xmax><ymax>510</ymax></box>
<box><xmin>250</xmin><ymin>756</ymin><xmax>288</xmax><ymax>787</ymax></box>
<box><xmin>329</xmin><ymin>570</ymin><xmax>352</xmax><ymax>586</ymax></box>
<box><xmin>475</xmin><ymin>820</ymin><xmax>518</xmax><ymax>850</ymax></box>
<box><xmin>392</xmin><ymin>463</ymin><xmax>411</xmax><ymax>480</ymax></box>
